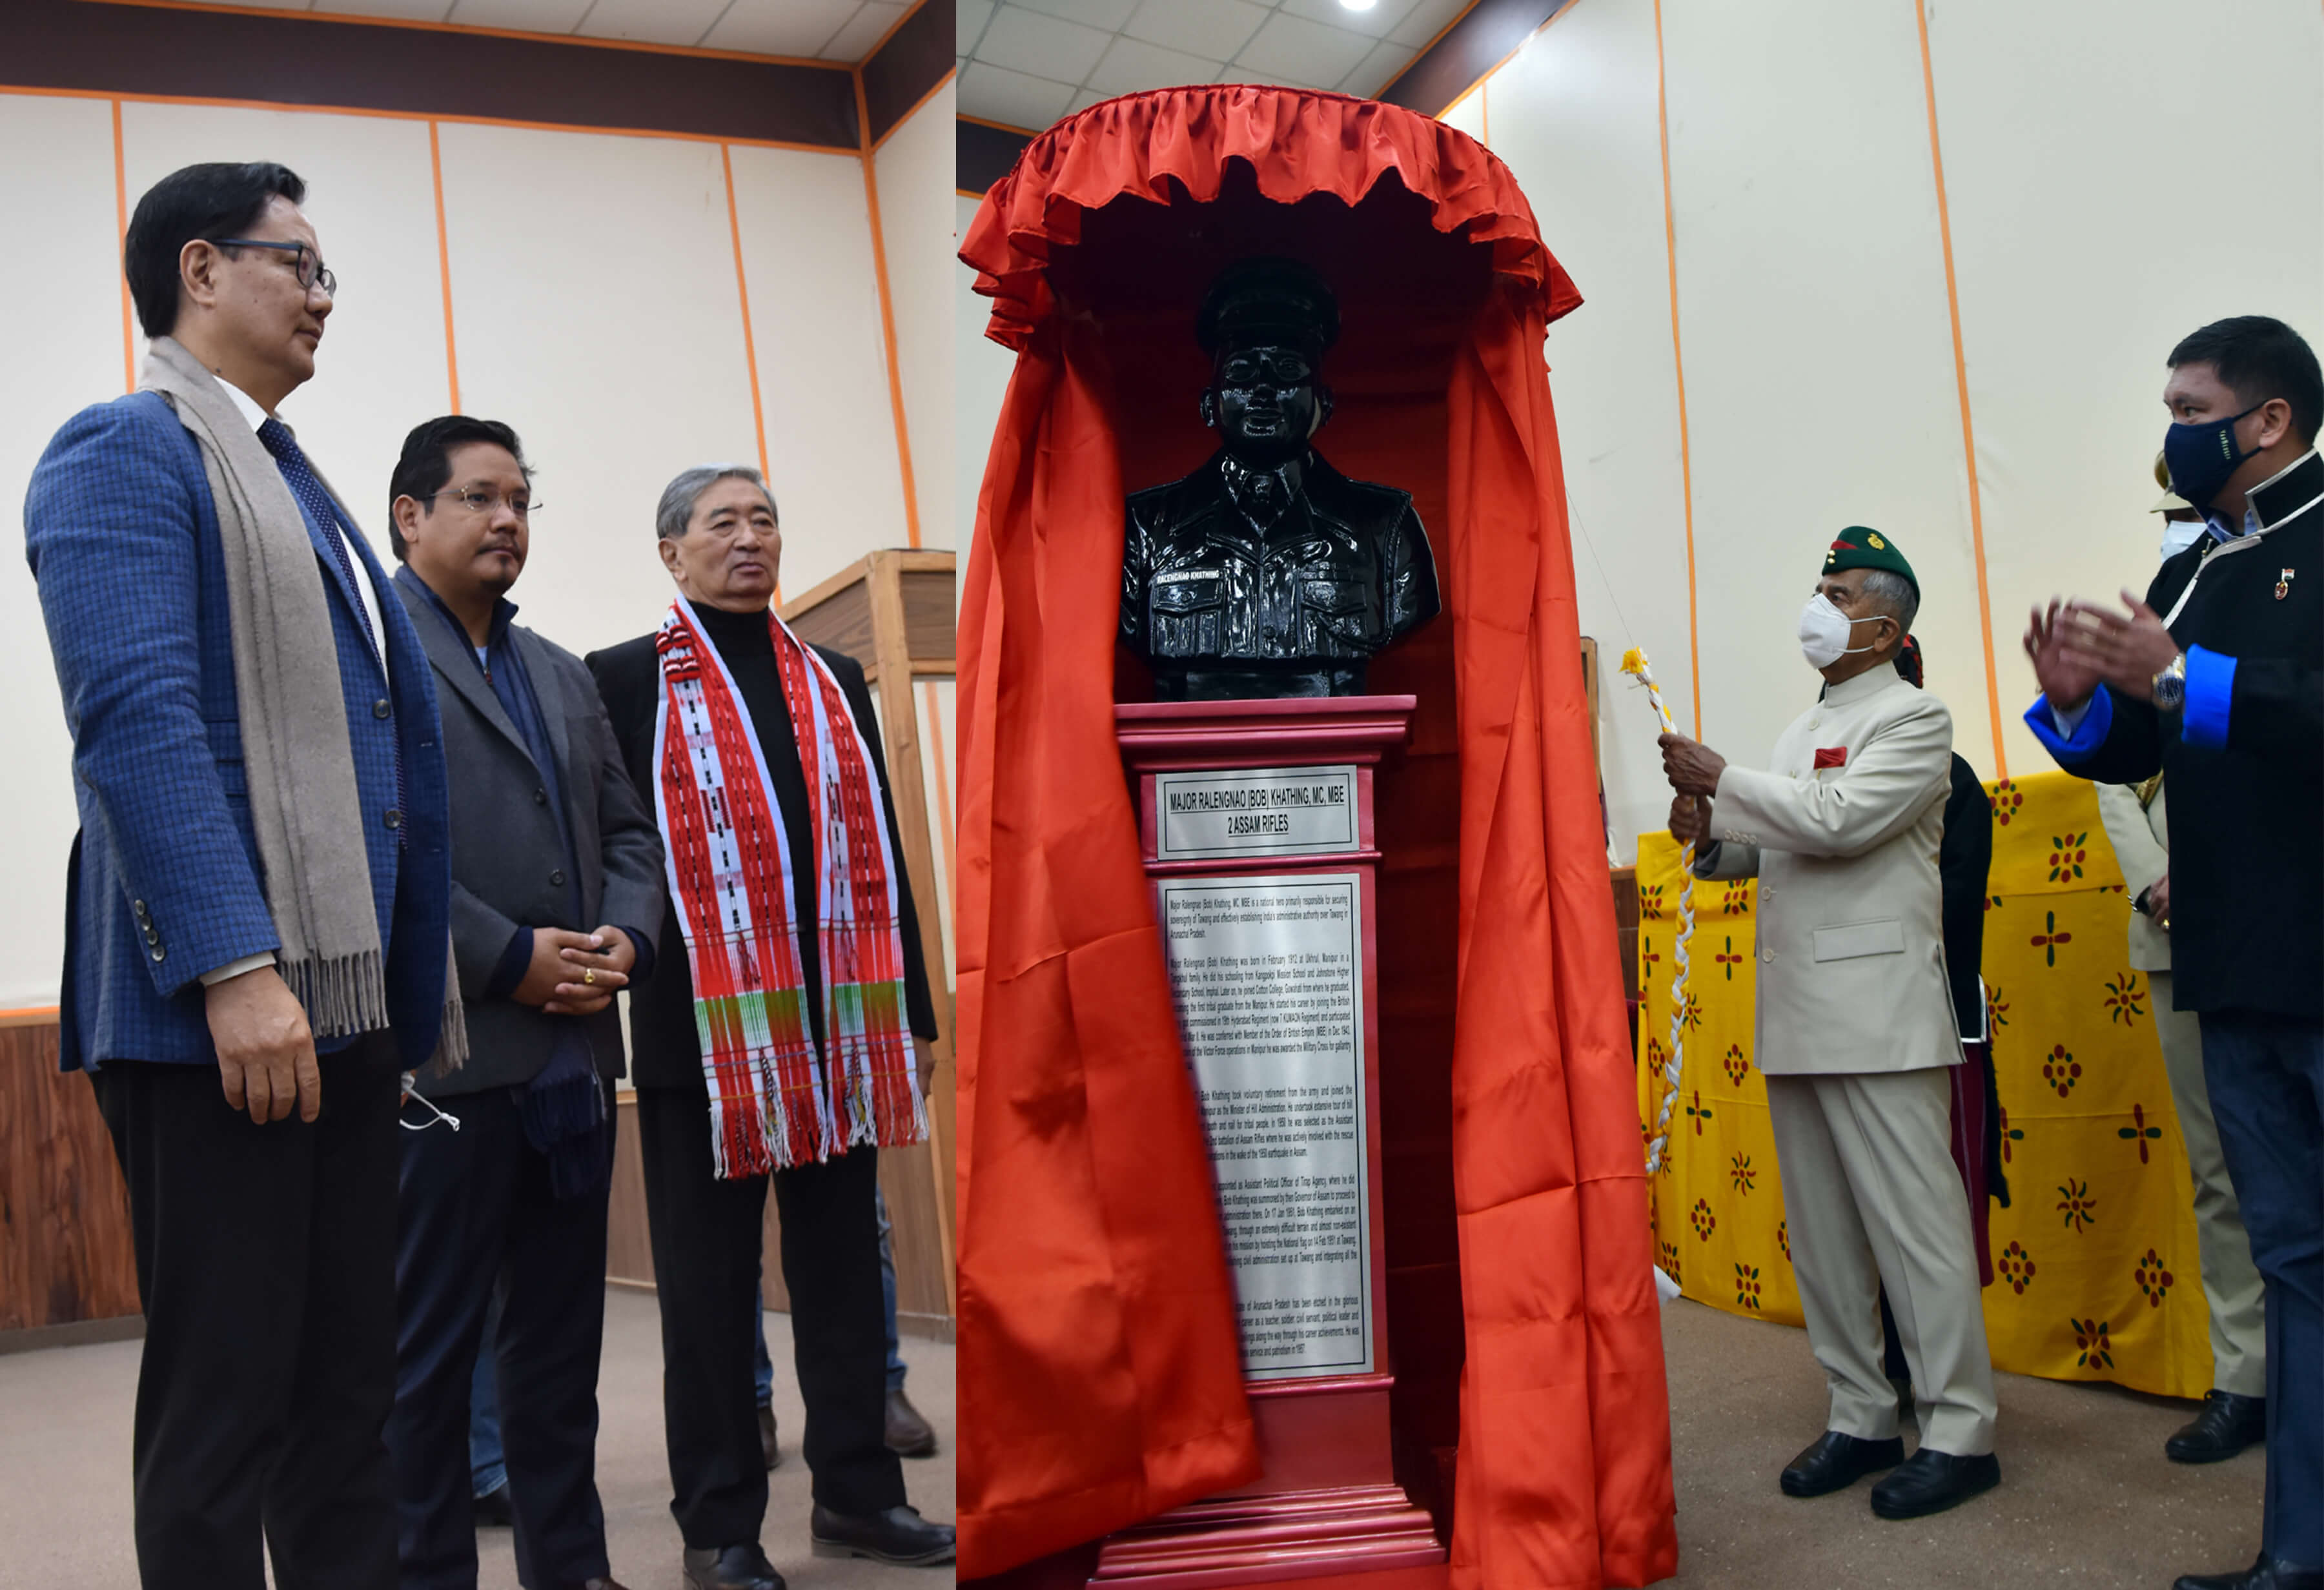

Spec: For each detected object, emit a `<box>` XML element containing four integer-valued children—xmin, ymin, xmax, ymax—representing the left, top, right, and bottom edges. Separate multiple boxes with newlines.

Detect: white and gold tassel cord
<box><xmin>1620</xmin><ymin>647</ymin><xmax>1693</xmax><ymax>1179</ymax></box>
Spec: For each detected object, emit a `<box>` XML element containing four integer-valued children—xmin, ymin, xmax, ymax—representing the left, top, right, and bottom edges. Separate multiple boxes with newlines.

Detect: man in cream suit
<box><xmin>1661</xmin><ymin>529</ymin><xmax>2001</xmax><ymax>1521</ymax></box>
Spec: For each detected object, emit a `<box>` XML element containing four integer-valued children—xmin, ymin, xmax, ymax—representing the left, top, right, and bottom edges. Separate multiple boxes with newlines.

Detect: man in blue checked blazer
<box><xmin>23</xmin><ymin>161</ymin><xmax>455</xmax><ymax>1590</ymax></box>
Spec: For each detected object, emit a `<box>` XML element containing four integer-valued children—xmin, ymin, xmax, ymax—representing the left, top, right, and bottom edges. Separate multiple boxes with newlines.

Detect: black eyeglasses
<box><xmin>212</xmin><ymin>238</ymin><xmax>336</xmax><ymax>296</ymax></box>
<box><xmin>427</xmin><ymin>488</ymin><xmax>538</xmax><ymax>520</ymax></box>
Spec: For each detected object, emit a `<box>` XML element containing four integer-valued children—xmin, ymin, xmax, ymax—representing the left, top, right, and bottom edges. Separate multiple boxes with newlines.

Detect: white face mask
<box><xmin>2159</xmin><ymin>516</ymin><xmax>2206</xmax><ymax>560</ymax></box>
<box><xmin>1797</xmin><ymin>592</ymin><xmax>1882</xmax><ymax>669</ymax></box>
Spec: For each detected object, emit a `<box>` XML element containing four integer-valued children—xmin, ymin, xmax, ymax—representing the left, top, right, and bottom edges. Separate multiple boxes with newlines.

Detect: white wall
<box><xmin>1</xmin><ymin>90</ymin><xmax>944</xmax><ymax>1011</ymax></box>
<box><xmin>876</xmin><ymin>79</ymin><xmax>958</xmax><ymax>549</ymax></box>
<box><xmin>1478</xmin><ymin>0</ymin><xmax>2323</xmax><ymax>853</ymax></box>
<box><xmin>955</xmin><ymin>190</ymin><xmax>1014</xmax><ymax>558</ymax></box>
<box><xmin>0</xmin><ymin>94</ymin><xmax>122</xmax><ymax>1019</ymax></box>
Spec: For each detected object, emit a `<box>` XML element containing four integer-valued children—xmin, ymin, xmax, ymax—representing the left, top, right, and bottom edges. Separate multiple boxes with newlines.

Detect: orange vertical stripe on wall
<box><xmin>1913</xmin><ymin>0</ymin><xmax>2008</xmax><ymax>776</ymax></box>
<box><xmin>720</xmin><ymin>142</ymin><xmax>773</xmax><ymax>485</ymax></box>
<box><xmin>1651</xmin><ymin>0</ymin><xmax>1703</xmax><ymax>739</ymax></box>
<box><xmin>855</xmin><ymin>69</ymin><xmax>922</xmax><ymax>549</ymax></box>
<box><xmin>427</xmin><ymin>119</ymin><xmax>462</xmax><ymax>411</ymax></box>
<box><xmin>112</xmin><ymin>98</ymin><xmax>134</xmax><ymax>394</ymax></box>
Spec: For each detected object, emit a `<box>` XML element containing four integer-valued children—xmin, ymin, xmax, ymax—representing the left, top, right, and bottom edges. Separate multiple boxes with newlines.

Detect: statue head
<box><xmin>1196</xmin><ymin>258</ymin><xmax>1338</xmax><ymax>468</ymax></box>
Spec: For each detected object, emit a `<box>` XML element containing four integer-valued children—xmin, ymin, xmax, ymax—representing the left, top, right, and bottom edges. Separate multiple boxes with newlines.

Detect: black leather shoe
<box><xmin>2166</xmin><ymin>1391</ymin><xmax>2267</xmax><ymax>1464</ymax></box>
<box><xmin>682</xmin><ymin>1544</ymin><xmax>787</xmax><ymax>1590</ymax></box>
<box><xmin>473</xmin><ymin>1482</ymin><xmax>513</xmax><ymax>1528</ymax></box>
<box><xmin>758</xmin><ymin>1400</ymin><xmax>781</xmax><ymax>1470</ymax></box>
<box><xmin>886</xmin><ymin>1387</ymin><xmax>939</xmax><ymax>1457</ymax></box>
<box><xmin>1779</xmin><ymin>1431</ymin><xmax>1904</xmax><ymax>1497</ymax></box>
<box><xmin>1870</xmin><ymin>1447</ymin><xmax>2000</xmax><ymax>1519</ymax></box>
<box><xmin>810</xmin><ymin>1503</ymin><xmax>957</xmax><ymax>1566</ymax></box>
<box><xmin>2174</xmin><ymin>1554</ymin><xmax>2324</xmax><ymax>1590</ymax></box>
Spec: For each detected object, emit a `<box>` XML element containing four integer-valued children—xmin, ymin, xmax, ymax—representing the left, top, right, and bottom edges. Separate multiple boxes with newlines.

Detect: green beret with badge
<box><xmin>1822</xmin><ymin>525</ymin><xmax>1919</xmax><ymax>598</ymax></box>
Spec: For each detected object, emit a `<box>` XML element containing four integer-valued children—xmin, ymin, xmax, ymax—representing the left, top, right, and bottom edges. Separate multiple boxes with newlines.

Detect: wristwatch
<box><xmin>2152</xmin><ymin>652</ymin><xmax>2187</xmax><ymax>711</ymax></box>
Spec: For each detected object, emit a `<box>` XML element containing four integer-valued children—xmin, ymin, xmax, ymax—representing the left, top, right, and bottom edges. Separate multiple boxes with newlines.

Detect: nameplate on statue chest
<box><xmin>1155</xmin><ymin>764</ymin><xmax>1358</xmax><ymax>861</ymax></box>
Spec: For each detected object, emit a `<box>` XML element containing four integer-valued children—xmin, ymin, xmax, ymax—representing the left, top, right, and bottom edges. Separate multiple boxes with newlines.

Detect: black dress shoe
<box><xmin>2174</xmin><ymin>1554</ymin><xmax>2324</xmax><ymax>1590</ymax></box>
<box><xmin>810</xmin><ymin>1503</ymin><xmax>957</xmax><ymax>1566</ymax></box>
<box><xmin>886</xmin><ymin>1387</ymin><xmax>939</xmax><ymax>1457</ymax></box>
<box><xmin>682</xmin><ymin>1543</ymin><xmax>786</xmax><ymax>1590</ymax></box>
<box><xmin>473</xmin><ymin>1482</ymin><xmax>513</xmax><ymax>1528</ymax></box>
<box><xmin>1779</xmin><ymin>1431</ymin><xmax>1904</xmax><ymax>1497</ymax></box>
<box><xmin>1869</xmin><ymin>1447</ymin><xmax>2000</xmax><ymax>1519</ymax></box>
<box><xmin>2166</xmin><ymin>1391</ymin><xmax>2267</xmax><ymax>1464</ymax></box>
<box><xmin>758</xmin><ymin>1400</ymin><xmax>781</xmax><ymax>1470</ymax></box>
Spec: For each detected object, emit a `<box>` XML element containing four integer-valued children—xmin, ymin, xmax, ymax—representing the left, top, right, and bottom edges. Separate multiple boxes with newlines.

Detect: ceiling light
<box><xmin>1340</xmin><ymin>0</ymin><xmax>1379</xmax><ymax>10</ymax></box>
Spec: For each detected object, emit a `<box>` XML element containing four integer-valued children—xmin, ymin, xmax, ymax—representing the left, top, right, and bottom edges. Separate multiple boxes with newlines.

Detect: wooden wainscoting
<box><xmin>0</xmin><ymin>1017</ymin><xmax>139</xmax><ymax>1333</ymax></box>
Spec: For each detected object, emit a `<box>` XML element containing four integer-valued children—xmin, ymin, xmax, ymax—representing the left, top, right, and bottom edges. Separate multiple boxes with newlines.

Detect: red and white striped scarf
<box><xmin>653</xmin><ymin>597</ymin><xmax>924</xmax><ymax>1177</ymax></box>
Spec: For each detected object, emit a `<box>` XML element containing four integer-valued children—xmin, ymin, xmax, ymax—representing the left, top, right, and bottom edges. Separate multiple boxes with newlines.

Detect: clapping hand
<box><xmin>2057</xmin><ymin>591</ymin><xmax>2180</xmax><ymax>702</ymax></box>
<box><xmin>2024</xmin><ymin>598</ymin><xmax>2103</xmax><ymax>709</ymax></box>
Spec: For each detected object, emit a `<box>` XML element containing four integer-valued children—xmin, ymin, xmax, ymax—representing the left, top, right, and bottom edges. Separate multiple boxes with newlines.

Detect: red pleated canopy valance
<box><xmin>956</xmin><ymin>86</ymin><xmax>1677</xmax><ymax>1589</ymax></box>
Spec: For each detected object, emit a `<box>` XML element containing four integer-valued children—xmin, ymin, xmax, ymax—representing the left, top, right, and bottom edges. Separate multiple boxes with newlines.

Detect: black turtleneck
<box><xmin>587</xmin><ymin>606</ymin><xmax>938</xmax><ymax>1090</ymax></box>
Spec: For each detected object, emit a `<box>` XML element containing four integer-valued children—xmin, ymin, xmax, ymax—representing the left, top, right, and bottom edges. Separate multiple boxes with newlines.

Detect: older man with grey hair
<box><xmin>587</xmin><ymin>465</ymin><xmax>951</xmax><ymax>1590</ymax></box>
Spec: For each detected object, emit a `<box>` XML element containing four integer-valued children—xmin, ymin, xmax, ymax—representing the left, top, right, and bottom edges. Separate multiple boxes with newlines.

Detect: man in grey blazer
<box><xmin>1660</xmin><ymin>529</ymin><xmax>2001</xmax><ymax>1522</ymax></box>
<box><xmin>380</xmin><ymin>416</ymin><xmax>664</xmax><ymax>1590</ymax></box>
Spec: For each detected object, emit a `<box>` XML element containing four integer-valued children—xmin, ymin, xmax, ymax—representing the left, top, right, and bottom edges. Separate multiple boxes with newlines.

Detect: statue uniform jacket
<box><xmin>1693</xmin><ymin>667</ymin><xmax>1959</xmax><ymax>1076</ymax></box>
<box><xmin>1119</xmin><ymin>449</ymin><xmax>1438</xmax><ymax>688</ymax></box>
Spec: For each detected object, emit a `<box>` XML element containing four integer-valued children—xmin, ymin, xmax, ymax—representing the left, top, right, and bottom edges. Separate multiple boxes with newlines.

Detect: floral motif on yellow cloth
<box><xmin>1638</xmin><ymin>770</ymin><xmax>2214</xmax><ymax>1397</ymax></box>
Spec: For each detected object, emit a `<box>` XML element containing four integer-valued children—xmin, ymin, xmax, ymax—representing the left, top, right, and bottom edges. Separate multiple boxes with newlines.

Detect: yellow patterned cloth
<box><xmin>1636</xmin><ymin>770</ymin><xmax>2213</xmax><ymax>1396</ymax></box>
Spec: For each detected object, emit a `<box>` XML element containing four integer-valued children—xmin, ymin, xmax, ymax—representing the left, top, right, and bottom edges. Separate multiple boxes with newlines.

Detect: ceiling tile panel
<box><xmin>1341</xmin><ymin>37</ymin><xmax>1418</xmax><ymax>96</ymax></box>
<box><xmin>977</xmin><ymin>3</ymin><xmax>1114</xmax><ymax>84</ymax></box>
<box><xmin>1234</xmin><ymin>12</ymin><xmax>1374</xmax><ymax>87</ymax></box>
<box><xmin>1277</xmin><ymin>0</ymin><xmax>1420</xmax><ymax>42</ymax></box>
<box><xmin>1121</xmin><ymin>0</ymin><xmax>1268</xmax><ymax>61</ymax></box>
<box><xmin>1389</xmin><ymin>0</ymin><xmax>1467</xmax><ymax>48</ymax></box>
<box><xmin>1008</xmin><ymin>0</ymin><xmax>1139</xmax><ymax>28</ymax></box>
<box><xmin>957</xmin><ymin>0</ymin><xmax>997</xmax><ymax>52</ymax></box>
<box><xmin>1066</xmin><ymin>87</ymin><xmax>1110</xmax><ymax>114</ymax></box>
<box><xmin>1085</xmin><ymin>35</ymin><xmax>1221</xmax><ymax>97</ymax></box>
<box><xmin>445</xmin><ymin>0</ymin><xmax>593</xmax><ymax>28</ymax></box>
<box><xmin>819</xmin><ymin>1</ymin><xmax>908</xmax><ymax>60</ymax></box>
<box><xmin>957</xmin><ymin>59</ymin><xmax>1079</xmax><ymax>129</ymax></box>
<box><xmin>571</xmin><ymin>0</ymin><xmax>731</xmax><ymax>46</ymax></box>
<box><xmin>1214</xmin><ymin>61</ymin><xmax>1331</xmax><ymax>92</ymax></box>
<box><xmin>698</xmin><ymin>0</ymin><xmax>861</xmax><ymax>56</ymax></box>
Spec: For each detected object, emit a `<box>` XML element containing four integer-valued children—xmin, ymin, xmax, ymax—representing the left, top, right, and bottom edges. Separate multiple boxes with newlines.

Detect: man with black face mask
<box><xmin>2025</xmin><ymin>316</ymin><xmax>2321</xmax><ymax>1590</ymax></box>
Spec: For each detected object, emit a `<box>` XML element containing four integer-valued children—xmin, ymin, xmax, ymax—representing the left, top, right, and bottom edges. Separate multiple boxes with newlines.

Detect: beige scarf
<box><xmin>141</xmin><ymin>338</ymin><xmax>465</xmax><ymax>1070</ymax></box>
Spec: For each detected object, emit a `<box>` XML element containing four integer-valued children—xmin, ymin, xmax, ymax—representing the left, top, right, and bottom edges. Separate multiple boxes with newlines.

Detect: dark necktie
<box><xmin>256</xmin><ymin>416</ymin><xmax>405</xmax><ymax>845</ymax></box>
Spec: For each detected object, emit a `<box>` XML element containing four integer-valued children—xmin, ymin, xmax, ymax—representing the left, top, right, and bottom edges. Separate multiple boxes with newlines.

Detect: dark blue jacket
<box><xmin>25</xmin><ymin>391</ymin><xmax>454</xmax><ymax>1073</ymax></box>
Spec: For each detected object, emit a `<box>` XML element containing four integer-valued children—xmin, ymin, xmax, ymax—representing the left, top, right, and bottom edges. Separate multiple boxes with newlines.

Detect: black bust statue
<box><xmin>1119</xmin><ymin>258</ymin><xmax>1440</xmax><ymax>700</ymax></box>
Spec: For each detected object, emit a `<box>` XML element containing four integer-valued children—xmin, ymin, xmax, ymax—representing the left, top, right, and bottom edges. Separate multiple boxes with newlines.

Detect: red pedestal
<box><xmin>1098</xmin><ymin>697</ymin><xmax>1446</xmax><ymax>1590</ymax></box>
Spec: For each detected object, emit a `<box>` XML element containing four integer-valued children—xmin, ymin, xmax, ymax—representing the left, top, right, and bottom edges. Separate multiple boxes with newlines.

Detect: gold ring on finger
<box><xmin>584</xmin><ymin>967</ymin><xmax>597</xmax><ymax>986</ymax></box>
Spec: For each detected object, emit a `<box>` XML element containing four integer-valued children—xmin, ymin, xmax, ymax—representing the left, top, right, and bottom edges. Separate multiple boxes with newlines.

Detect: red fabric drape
<box><xmin>957</xmin><ymin>88</ymin><xmax>1678</xmax><ymax>1588</ymax></box>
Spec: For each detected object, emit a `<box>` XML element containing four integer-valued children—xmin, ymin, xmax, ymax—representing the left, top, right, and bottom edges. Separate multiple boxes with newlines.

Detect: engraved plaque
<box><xmin>1157</xmin><ymin>872</ymin><xmax>1371</xmax><ymax>1380</ymax></box>
<box><xmin>1154</xmin><ymin>764</ymin><xmax>1359</xmax><ymax>862</ymax></box>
